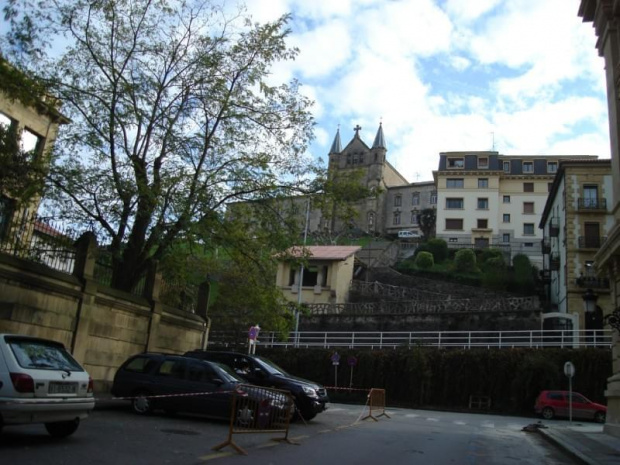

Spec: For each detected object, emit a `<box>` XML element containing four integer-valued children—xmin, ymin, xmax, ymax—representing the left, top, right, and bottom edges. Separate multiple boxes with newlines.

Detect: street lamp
<box><xmin>582</xmin><ymin>288</ymin><xmax>598</xmax><ymax>313</ymax></box>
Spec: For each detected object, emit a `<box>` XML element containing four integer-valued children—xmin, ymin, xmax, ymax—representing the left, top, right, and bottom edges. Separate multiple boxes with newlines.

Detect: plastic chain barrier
<box><xmin>361</xmin><ymin>388</ymin><xmax>390</xmax><ymax>421</ymax></box>
<box><xmin>94</xmin><ymin>390</ymin><xmax>237</xmax><ymax>402</ymax></box>
<box><xmin>212</xmin><ymin>384</ymin><xmax>297</xmax><ymax>456</ymax></box>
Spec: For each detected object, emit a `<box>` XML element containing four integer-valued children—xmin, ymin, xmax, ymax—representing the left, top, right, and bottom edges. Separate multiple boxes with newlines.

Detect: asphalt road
<box><xmin>0</xmin><ymin>402</ymin><xmax>579</xmax><ymax>465</ymax></box>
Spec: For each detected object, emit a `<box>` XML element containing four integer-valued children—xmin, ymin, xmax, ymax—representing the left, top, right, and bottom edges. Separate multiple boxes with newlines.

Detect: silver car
<box><xmin>0</xmin><ymin>334</ymin><xmax>95</xmax><ymax>437</ymax></box>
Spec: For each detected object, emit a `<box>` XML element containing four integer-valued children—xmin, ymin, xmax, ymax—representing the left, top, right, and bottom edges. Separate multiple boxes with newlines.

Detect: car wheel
<box><xmin>132</xmin><ymin>391</ymin><xmax>154</xmax><ymax>415</ymax></box>
<box><xmin>541</xmin><ymin>407</ymin><xmax>555</xmax><ymax>420</ymax></box>
<box><xmin>298</xmin><ymin>408</ymin><xmax>317</xmax><ymax>422</ymax></box>
<box><xmin>594</xmin><ymin>411</ymin><xmax>606</xmax><ymax>423</ymax></box>
<box><xmin>45</xmin><ymin>419</ymin><xmax>80</xmax><ymax>438</ymax></box>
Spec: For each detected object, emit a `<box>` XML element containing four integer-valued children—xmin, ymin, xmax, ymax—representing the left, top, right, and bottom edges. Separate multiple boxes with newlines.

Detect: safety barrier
<box><xmin>361</xmin><ymin>388</ymin><xmax>390</xmax><ymax>421</ymax></box>
<box><xmin>212</xmin><ymin>384</ymin><xmax>296</xmax><ymax>455</ymax></box>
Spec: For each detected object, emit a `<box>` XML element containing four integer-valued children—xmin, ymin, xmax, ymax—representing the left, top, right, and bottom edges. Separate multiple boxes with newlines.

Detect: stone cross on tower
<box><xmin>354</xmin><ymin>124</ymin><xmax>362</xmax><ymax>136</ymax></box>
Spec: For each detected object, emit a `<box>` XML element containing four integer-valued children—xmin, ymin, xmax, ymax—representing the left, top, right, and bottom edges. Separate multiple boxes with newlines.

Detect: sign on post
<box><xmin>331</xmin><ymin>352</ymin><xmax>340</xmax><ymax>387</ymax></box>
<box><xmin>564</xmin><ymin>361</ymin><xmax>575</xmax><ymax>423</ymax></box>
<box><xmin>348</xmin><ymin>356</ymin><xmax>357</xmax><ymax>388</ymax></box>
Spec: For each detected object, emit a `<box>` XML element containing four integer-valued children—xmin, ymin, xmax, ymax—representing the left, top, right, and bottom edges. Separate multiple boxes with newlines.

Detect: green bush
<box><xmin>415</xmin><ymin>251</ymin><xmax>434</xmax><ymax>270</ymax></box>
<box><xmin>482</xmin><ymin>256</ymin><xmax>508</xmax><ymax>290</ymax></box>
<box><xmin>479</xmin><ymin>248</ymin><xmax>505</xmax><ymax>270</ymax></box>
<box><xmin>427</xmin><ymin>238</ymin><xmax>448</xmax><ymax>263</ymax></box>
<box><xmin>414</xmin><ymin>243</ymin><xmax>432</xmax><ymax>257</ymax></box>
<box><xmin>511</xmin><ymin>253</ymin><xmax>535</xmax><ymax>294</ymax></box>
<box><xmin>454</xmin><ymin>248</ymin><xmax>476</xmax><ymax>272</ymax></box>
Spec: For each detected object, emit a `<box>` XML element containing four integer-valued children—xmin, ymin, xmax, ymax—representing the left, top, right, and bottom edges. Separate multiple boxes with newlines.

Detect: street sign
<box><xmin>564</xmin><ymin>361</ymin><xmax>575</xmax><ymax>424</ymax></box>
<box><xmin>331</xmin><ymin>352</ymin><xmax>340</xmax><ymax>366</ymax></box>
<box><xmin>564</xmin><ymin>361</ymin><xmax>575</xmax><ymax>378</ymax></box>
<box><xmin>347</xmin><ymin>356</ymin><xmax>358</xmax><ymax>367</ymax></box>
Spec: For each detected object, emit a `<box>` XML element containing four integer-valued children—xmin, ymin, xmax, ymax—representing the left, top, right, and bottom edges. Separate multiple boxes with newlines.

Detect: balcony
<box><xmin>549</xmin><ymin>218</ymin><xmax>560</xmax><ymax>237</ymax></box>
<box><xmin>540</xmin><ymin>269</ymin><xmax>551</xmax><ymax>283</ymax></box>
<box><xmin>577</xmin><ymin>198</ymin><xmax>607</xmax><ymax>211</ymax></box>
<box><xmin>575</xmin><ymin>276</ymin><xmax>610</xmax><ymax>289</ymax></box>
<box><xmin>550</xmin><ymin>254</ymin><xmax>560</xmax><ymax>271</ymax></box>
<box><xmin>541</xmin><ymin>239</ymin><xmax>550</xmax><ymax>254</ymax></box>
<box><xmin>578</xmin><ymin>236</ymin><xmax>607</xmax><ymax>249</ymax></box>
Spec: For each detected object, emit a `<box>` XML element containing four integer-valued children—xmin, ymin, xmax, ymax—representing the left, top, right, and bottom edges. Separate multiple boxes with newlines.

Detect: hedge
<box><xmin>258</xmin><ymin>347</ymin><xmax>611</xmax><ymax>415</ymax></box>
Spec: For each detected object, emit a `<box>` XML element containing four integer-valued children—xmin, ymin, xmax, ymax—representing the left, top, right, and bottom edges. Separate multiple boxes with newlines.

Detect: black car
<box><xmin>184</xmin><ymin>350</ymin><xmax>329</xmax><ymax>421</ymax></box>
<box><xmin>111</xmin><ymin>353</ymin><xmax>288</xmax><ymax>420</ymax></box>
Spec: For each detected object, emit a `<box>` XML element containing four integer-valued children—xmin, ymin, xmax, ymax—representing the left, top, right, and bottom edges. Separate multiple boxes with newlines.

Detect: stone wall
<box><xmin>0</xmin><ymin>233</ymin><xmax>207</xmax><ymax>393</ymax></box>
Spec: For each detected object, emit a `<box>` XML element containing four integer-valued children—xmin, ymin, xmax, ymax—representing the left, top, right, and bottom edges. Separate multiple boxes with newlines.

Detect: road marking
<box><xmin>405</xmin><ymin>414</ymin><xmax>419</xmax><ymax>418</ymax></box>
<box><xmin>318</xmin><ymin>429</ymin><xmax>332</xmax><ymax>434</ymax></box>
<box><xmin>198</xmin><ymin>452</ymin><xmax>234</xmax><ymax>461</ymax></box>
<box><xmin>256</xmin><ymin>442</ymin><xmax>280</xmax><ymax>449</ymax></box>
<box><xmin>481</xmin><ymin>422</ymin><xmax>495</xmax><ymax>428</ymax></box>
<box><xmin>454</xmin><ymin>421</ymin><xmax>467</xmax><ymax>425</ymax></box>
<box><xmin>290</xmin><ymin>435</ymin><xmax>309</xmax><ymax>441</ymax></box>
<box><xmin>427</xmin><ymin>418</ymin><xmax>439</xmax><ymax>422</ymax></box>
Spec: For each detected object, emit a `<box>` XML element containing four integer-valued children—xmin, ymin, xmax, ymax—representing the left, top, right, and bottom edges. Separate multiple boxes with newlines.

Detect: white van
<box><xmin>398</xmin><ymin>230</ymin><xmax>420</xmax><ymax>239</ymax></box>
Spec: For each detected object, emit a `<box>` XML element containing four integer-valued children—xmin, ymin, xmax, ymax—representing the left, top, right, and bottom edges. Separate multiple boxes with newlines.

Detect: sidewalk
<box><xmin>537</xmin><ymin>423</ymin><xmax>620</xmax><ymax>465</ymax></box>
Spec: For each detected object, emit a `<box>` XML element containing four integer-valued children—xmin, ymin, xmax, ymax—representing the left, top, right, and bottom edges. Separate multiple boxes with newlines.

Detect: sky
<box><xmin>242</xmin><ymin>0</ymin><xmax>610</xmax><ymax>183</ymax></box>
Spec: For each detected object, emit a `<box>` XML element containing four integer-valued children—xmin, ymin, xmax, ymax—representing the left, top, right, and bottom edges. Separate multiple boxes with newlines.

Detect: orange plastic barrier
<box><xmin>212</xmin><ymin>384</ymin><xmax>296</xmax><ymax>455</ymax></box>
<box><xmin>361</xmin><ymin>388</ymin><xmax>390</xmax><ymax>421</ymax></box>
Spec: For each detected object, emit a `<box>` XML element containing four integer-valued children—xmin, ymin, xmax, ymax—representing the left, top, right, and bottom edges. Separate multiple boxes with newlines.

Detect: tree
<box><xmin>454</xmin><ymin>249</ymin><xmax>476</xmax><ymax>273</ymax></box>
<box><xmin>418</xmin><ymin>208</ymin><xmax>436</xmax><ymax>240</ymax></box>
<box><xmin>2</xmin><ymin>0</ymin><xmax>316</xmax><ymax>291</ymax></box>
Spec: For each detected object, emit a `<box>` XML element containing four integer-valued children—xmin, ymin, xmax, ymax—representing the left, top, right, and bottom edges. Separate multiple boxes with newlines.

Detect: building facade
<box><xmin>434</xmin><ymin>152</ymin><xmax>597</xmax><ymax>268</ymax></box>
<box><xmin>539</xmin><ymin>160</ymin><xmax>613</xmax><ymax>333</ymax></box>
<box><xmin>578</xmin><ymin>0</ymin><xmax>620</xmax><ymax>439</ymax></box>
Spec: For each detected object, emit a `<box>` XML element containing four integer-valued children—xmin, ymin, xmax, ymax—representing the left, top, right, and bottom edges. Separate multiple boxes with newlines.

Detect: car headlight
<box><xmin>302</xmin><ymin>385</ymin><xmax>318</xmax><ymax>397</ymax></box>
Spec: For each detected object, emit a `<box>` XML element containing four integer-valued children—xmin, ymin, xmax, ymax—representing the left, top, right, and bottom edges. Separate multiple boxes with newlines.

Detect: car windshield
<box><xmin>252</xmin><ymin>356</ymin><xmax>289</xmax><ymax>376</ymax></box>
<box><xmin>211</xmin><ymin>362</ymin><xmax>244</xmax><ymax>383</ymax></box>
<box><xmin>7</xmin><ymin>337</ymin><xmax>83</xmax><ymax>372</ymax></box>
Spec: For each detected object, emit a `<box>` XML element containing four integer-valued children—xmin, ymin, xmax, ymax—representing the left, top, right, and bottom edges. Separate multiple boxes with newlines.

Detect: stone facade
<box><xmin>579</xmin><ymin>0</ymin><xmax>620</xmax><ymax>439</ymax></box>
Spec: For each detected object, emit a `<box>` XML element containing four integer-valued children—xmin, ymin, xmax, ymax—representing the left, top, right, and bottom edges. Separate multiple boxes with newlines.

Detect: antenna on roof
<box><xmin>491</xmin><ymin>132</ymin><xmax>495</xmax><ymax>151</ymax></box>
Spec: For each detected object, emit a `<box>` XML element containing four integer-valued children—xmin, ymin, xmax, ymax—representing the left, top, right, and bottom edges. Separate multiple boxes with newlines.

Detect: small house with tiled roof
<box><xmin>276</xmin><ymin>245</ymin><xmax>361</xmax><ymax>305</ymax></box>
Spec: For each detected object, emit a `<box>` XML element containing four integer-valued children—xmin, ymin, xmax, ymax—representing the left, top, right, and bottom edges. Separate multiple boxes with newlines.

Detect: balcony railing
<box><xmin>578</xmin><ymin>236</ymin><xmax>607</xmax><ymax>249</ymax></box>
<box><xmin>550</xmin><ymin>254</ymin><xmax>560</xmax><ymax>270</ymax></box>
<box><xmin>576</xmin><ymin>276</ymin><xmax>610</xmax><ymax>289</ymax></box>
<box><xmin>577</xmin><ymin>198</ymin><xmax>607</xmax><ymax>211</ymax></box>
<box><xmin>541</xmin><ymin>239</ymin><xmax>550</xmax><ymax>254</ymax></box>
<box><xmin>549</xmin><ymin>218</ymin><xmax>560</xmax><ymax>237</ymax></box>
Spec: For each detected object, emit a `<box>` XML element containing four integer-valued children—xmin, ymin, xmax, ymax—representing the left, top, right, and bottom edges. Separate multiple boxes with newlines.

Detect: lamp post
<box><xmin>582</xmin><ymin>289</ymin><xmax>598</xmax><ymax>346</ymax></box>
<box><xmin>582</xmin><ymin>288</ymin><xmax>598</xmax><ymax>313</ymax></box>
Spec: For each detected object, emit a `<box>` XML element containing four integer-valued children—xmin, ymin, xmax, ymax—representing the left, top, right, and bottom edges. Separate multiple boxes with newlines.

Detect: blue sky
<box><xmin>244</xmin><ymin>0</ymin><xmax>610</xmax><ymax>182</ymax></box>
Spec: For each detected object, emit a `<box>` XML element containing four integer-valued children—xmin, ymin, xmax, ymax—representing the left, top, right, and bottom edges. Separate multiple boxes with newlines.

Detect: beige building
<box><xmin>0</xmin><ymin>60</ymin><xmax>69</xmax><ymax>244</ymax></box>
<box><xmin>434</xmin><ymin>151</ymin><xmax>597</xmax><ymax>268</ymax></box>
<box><xmin>579</xmin><ymin>0</ymin><xmax>620</xmax><ymax>439</ymax></box>
<box><xmin>276</xmin><ymin>246</ymin><xmax>360</xmax><ymax>305</ymax></box>
<box><xmin>539</xmin><ymin>160</ymin><xmax>613</xmax><ymax>335</ymax></box>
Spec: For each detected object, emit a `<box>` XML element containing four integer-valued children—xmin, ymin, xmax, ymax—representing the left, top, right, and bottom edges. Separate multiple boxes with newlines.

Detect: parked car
<box><xmin>0</xmin><ymin>333</ymin><xmax>95</xmax><ymax>437</ymax></box>
<box><xmin>398</xmin><ymin>230</ymin><xmax>420</xmax><ymax>239</ymax></box>
<box><xmin>184</xmin><ymin>350</ymin><xmax>329</xmax><ymax>421</ymax></box>
<box><xmin>535</xmin><ymin>390</ymin><xmax>606</xmax><ymax>423</ymax></box>
<box><xmin>111</xmin><ymin>353</ymin><xmax>289</xmax><ymax>421</ymax></box>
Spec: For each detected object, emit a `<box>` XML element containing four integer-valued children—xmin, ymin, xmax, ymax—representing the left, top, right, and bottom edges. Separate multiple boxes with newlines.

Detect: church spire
<box><xmin>329</xmin><ymin>127</ymin><xmax>342</xmax><ymax>154</ymax></box>
<box><xmin>372</xmin><ymin>122</ymin><xmax>386</xmax><ymax>149</ymax></box>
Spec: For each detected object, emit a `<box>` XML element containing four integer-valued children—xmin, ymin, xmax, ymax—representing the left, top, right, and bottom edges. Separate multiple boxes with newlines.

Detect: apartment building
<box><xmin>434</xmin><ymin>151</ymin><xmax>597</xmax><ymax>268</ymax></box>
<box><xmin>539</xmin><ymin>159</ymin><xmax>613</xmax><ymax>332</ymax></box>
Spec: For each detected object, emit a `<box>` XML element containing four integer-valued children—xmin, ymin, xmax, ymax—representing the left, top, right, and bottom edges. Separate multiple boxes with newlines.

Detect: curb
<box><xmin>537</xmin><ymin>428</ymin><xmax>597</xmax><ymax>465</ymax></box>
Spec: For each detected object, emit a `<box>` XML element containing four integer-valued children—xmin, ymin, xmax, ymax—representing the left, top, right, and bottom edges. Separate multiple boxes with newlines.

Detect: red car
<box><xmin>535</xmin><ymin>390</ymin><xmax>606</xmax><ymax>423</ymax></box>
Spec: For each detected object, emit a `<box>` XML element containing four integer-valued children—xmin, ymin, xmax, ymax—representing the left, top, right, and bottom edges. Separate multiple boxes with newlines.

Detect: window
<box><xmin>478</xmin><ymin>157</ymin><xmax>488</xmax><ymax>168</ymax></box>
<box><xmin>446</xmin><ymin>198</ymin><xmax>464</xmax><ymax>209</ymax></box>
<box><xmin>523</xmin><ymin>161</ymin><xmax>534</xmax><ymax>173</ymax></box>
<box><xmin>394</xmin><ymin>195</ymin><xmax>402</xmax><ymax>207</ymax></box>
<box><xmin>523</xmin><ymin>182</ymin><xmax>534</xmax><ymax>192</ymax></box>
<box><xmin>0</xmin><ymin>112</ymin><xmax>11</xmax><ymax>128</ymax></box>
<box><xmin>502</xmin><ymin>233</ymin><xmax>510</xmax><ymax>243</ymax></box>
<box><xmin>445</xmin><ymin>219</ymin><xmax>463</xmax><ymax>230</ymax></box>
<box><xmin>478</xmin><ymin>178</ymin><xmax>488</xmax><ymax>188</ymax></box>
<box><xmin>583</xmin><ymin>185</ymin><xmax>599</xmax><ymax>208</ymax></box>
<box><xmin>411</xmin><ymin>211</ymin><xmax>419</xmax><ymax>224</ymax></box>
<box><xmin>503</xmin><ymin>214</ymin><xmax>510</xmax><ymax>223</ymax></box>
<box><xmin>446</xmin><ymin>178</ymin><xmax>464</xmax><ymax>188</ymax></box>
<box><xmin>503</xmin><ymin>161</ymin><xmax>510</xmax><ymax>173</ymax></box>
<box><xmin>477</xmin><ymin>219</ymin><xmax>488</xmax><ymax>229</ymax></box>
<box><xmin>523</xmin><ymin>223</ymin><xmax>535</xmax><ymax>235</ymax></box>
<box><xmin>412</xmin><ymin>193</ymin><xmax>420</xmax><ymax>205</ymax></box>
<box><xmin>524</xmin><ymin>243</ymin><xmax>533</xmax><ymax>248</ymax></box>
<box><xmin>0</xmin><ymin>196</ymin><xmax>15</xmax><ymax>241</ymax></box>
<box><xmin>430</xmin><ymin>191</ymin><xmax>437</xmax><ymax>204</ymax></box>
<box><xmin>448</xmin><ymin>157</ymin><xmax>464</xmax><ymax>168</ymax></box>
<box><xmin>523</xmin><ymin>202</ymin><xmax>534</xmax><ymax>214</ymax></box>
<box><xmin>547</xmin><ymin>161</ymin><xmax>558</xmax><ymax>173</ymax></box>
<box><xmin>503</xmin><ymin>195</ymin><xmax>510</xmax><ymax>203</ymax></box>
<box><xmin>477</xmin><ymin>198</ymin><xmax>489</xmax><ymax>209</ymax></box>
<box><xmin>393</xmin><ymin>211</ymin><xmax>401</xmax><ymax>225</ymax></box>
<box><xmin>448</xmin><ymin>237</ymin><xmax>458</xmax><ymax>243</ymax></box>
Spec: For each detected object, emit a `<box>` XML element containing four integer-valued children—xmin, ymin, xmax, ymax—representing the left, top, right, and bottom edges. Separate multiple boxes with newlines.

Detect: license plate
<box><xmin>49</xmin><ymin>382</ymin><xmax>77</xmax><ymax>394</ymax></box>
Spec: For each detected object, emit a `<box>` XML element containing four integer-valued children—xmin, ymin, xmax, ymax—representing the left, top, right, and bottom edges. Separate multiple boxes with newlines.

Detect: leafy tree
<box><xmin>415</xmin><ymin>251</ymin><xmax>434</xmax><ymax>270</ymax></box>
<box><xmin>512</xmin><ymin>253</ymin><xmax>535</xmax><ymax>294</ymax></box>
<box><xmin>454</xmin><ymin>248</ymin><xmax>476</xmax><ymax>273</ymax></box>
<box><xmin>2</xmin><ymin>0</ymin><xmax>316</xmax><ymax>291</ymax></box>
<box><xmin>418</xmin><ymin>208</ymin><xmax>436</xmax><ymax>240</ymax></box>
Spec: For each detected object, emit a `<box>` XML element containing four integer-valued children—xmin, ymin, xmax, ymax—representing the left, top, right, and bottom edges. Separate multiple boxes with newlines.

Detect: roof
<box><xmin>285</xmin><ymin>245</ymin><xmax>361</xmax><ymax>261</ymax></box>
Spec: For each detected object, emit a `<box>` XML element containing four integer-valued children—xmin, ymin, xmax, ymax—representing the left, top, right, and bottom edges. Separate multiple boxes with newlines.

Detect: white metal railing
<box><xmin>211</xmin><ymin>329</ymin><xmax>614</xmax><ymax>350</ymax></box>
